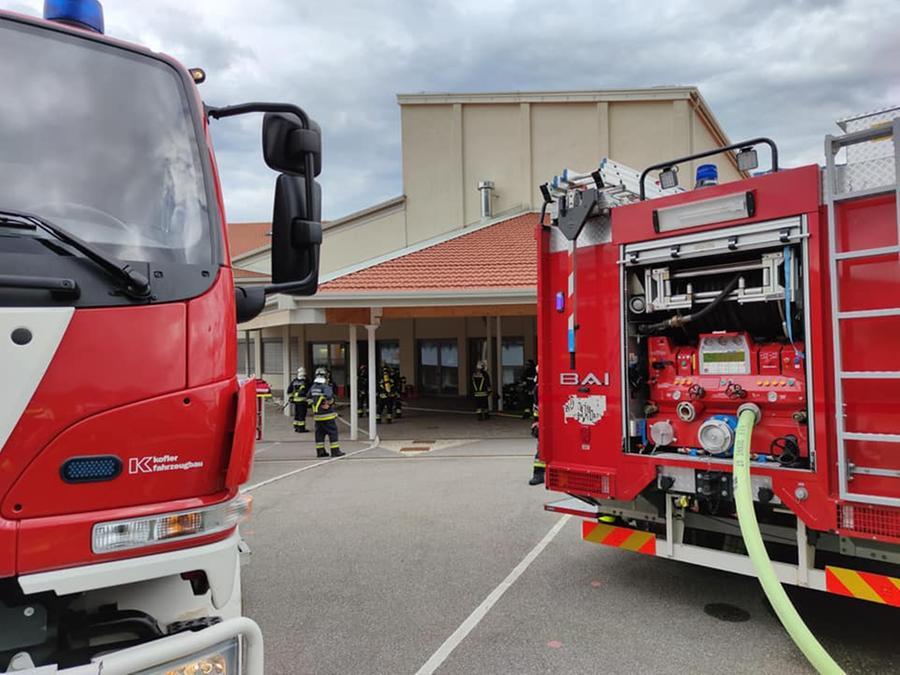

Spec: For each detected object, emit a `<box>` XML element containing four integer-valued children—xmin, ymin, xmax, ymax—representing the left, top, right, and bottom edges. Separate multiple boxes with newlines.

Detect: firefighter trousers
<box><xmin>474</xmin><ymin>394</ymin><xmax>489</xmax><ymax>419</ymax></box>
<box><xmin>315</xmin><ymin>418</ymin><xmax>340</xmax><ymax>453</ymax></box>
<box><xmin>358</xmin><ymin>391</ymin><xmax>368</xmax><ymax>415</ymax></box>
<box><xmin>293</xmin><ymin>400</ymin><xmax>308</xmax><ymax>432</ymax></box>
<box><xmin>377</xmin><ymin>396</ymin><xmax>394</xmax><ymax>423</ymax></box>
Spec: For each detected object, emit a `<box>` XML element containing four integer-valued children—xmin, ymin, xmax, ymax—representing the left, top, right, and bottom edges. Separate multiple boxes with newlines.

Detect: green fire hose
<box><xmin>732</xmin><ymin>409</ymin><xmax>844</xmax><ymax>675</ymax></box>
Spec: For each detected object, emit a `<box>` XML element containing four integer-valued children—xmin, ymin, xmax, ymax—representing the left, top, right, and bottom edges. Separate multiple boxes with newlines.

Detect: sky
<box><xmin>9</xmin><ymin>0</ymin><xmax>900</xmax><ymax>223</ymax></box>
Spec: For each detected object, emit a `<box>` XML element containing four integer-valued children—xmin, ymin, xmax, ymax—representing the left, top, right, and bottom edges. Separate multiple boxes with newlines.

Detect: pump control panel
<box><xmin>699</xmin><ymin>333</ymin><xmax>752</xmax><ymax>376</ymax></box>
<box><xmin>643</xmin><ymin>332</ymin><xmax>808</xmax><ymax>463</ymax></box>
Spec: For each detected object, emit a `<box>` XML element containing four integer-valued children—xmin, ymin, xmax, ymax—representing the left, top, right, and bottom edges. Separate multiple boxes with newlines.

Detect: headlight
<box><xmin>135</xmin><ymin>638</ymin><xmax>240</xmax><ymax>675</ymax></box>
<box><xmin>92</xmin><ymin>495</ymin><xmax>252</xmax><ymax>554</ymax></box>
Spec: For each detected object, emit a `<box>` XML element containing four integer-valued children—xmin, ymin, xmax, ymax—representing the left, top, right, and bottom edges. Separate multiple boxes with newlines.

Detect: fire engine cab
<box><xmin>1</xmin><ymin>1</ymin><xmax>323</xmax><ymax>672</ymax></box>
<box><xmin>540</xmin><ymin>110</ymin><xmax>900</xmax><ymax>607</ymax></box>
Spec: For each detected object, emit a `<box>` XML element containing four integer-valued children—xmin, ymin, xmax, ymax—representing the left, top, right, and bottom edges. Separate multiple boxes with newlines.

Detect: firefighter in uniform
<box><xmin>287</xmin><ymin>367</ymin><xmax>309</xmax><ymax>433</ymax></box>
<box><xmin>472</xmin><ymin>360</ymin><xmax>492</xmax><ymax>420</ymax></box>
<box><xmin>309</xmin><ymin>373</ymin><xmax>344</xmax><ymax>458</ymax></box>
<box><xmin>376</xmin><ymin>365</ymin><xmax>394</xmax><ymax>423</ymax></box>
<box><xmin>529</xmin><ymin>365</ymin><xmax>545</xmax><ymax>485</ymax></box>
<box><xmin>521</xmin><ymin>359</ymin><xmax>536</xmax><ymax>418</ymax></box>
<box><xmin>357</xmin><ymin>364</ymin><xmax>369</xmax><ymax>417</ymax></box>
<box><xmin>391</xmin><ymin>366</ymin><xmax>404</xmax><ymax>419</ymax></box>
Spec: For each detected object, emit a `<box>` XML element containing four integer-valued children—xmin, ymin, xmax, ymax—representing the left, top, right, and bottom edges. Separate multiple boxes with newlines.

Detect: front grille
<box><xmin>838</xmin><ymin>503</ymin><xmax>900</xmax><ymax>540</ymax></box>
<box><xmin>546</xmin><ymin>466</ymin><xmax>613</xmax><ymax>497</ymax></box>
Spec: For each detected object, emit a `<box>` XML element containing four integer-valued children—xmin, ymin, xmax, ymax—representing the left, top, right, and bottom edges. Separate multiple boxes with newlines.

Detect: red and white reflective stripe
<box><xmin>0</xmin><ymin>307</ymin><xmax>74</xmax><ymax>453</ymax></box>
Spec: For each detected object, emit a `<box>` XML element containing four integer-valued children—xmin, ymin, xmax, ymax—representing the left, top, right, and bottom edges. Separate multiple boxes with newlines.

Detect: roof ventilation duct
<box><xmin>477</xmin><ymin>180</ymin><xmax>495</xmax><ymax>220</ymax></box>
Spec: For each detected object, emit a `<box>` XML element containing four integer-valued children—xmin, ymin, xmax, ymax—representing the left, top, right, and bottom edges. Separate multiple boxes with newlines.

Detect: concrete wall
<box><xmin>398</xmin><ymin>92</ymin><xmax>739</xmax><ymax>247</ymax></box>
<box><xmin>462</xmin><ymin>104</ymin><xmax>527</xmax><ymax>225</ymax></box>
<box><xmin>319</xmin><ymin>204</ymin><xmax>407</xmax><ymax>275</ymax></box>
<box><xmin>246</xmin><ymin>315</ymin><xmax>536</xmax><ymax>398</ymax></box>
<box><xmin>401</xmin><ymin>104</ymin><xmax>463</xmax><ymax>243</ymax></box>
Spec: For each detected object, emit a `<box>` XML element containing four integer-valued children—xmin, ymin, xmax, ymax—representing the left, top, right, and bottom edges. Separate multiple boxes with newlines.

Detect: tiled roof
<box><xmin>226</xmin><ymin>222</ymin><xmax>271</xmax><ymax>259</ymax></box>
<box><xmin>320</xmin><ymin>213</ymin><xmax>538</xmax><ymax>294</ymax></box>
<box><xmin>233</xmin><ymin>268</ymin><xmax>270</xmax><ymax>280</ymax></box>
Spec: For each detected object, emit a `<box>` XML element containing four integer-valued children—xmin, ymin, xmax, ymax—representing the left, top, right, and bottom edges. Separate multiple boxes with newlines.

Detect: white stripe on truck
<box><xmin>0</xmin><ymin>307</ymin><xmax>74</xmax><ymax>453</ymax></box>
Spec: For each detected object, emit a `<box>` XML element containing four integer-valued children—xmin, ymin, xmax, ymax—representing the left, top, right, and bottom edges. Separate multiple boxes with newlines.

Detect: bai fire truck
<box><xmin>539</xmin><ymin>110</ymin><xmax>900</xmax><ymax>608</ymax></box>
<box><xmin>1</xmin><ymin>1</ymin><xmax>324</xmax><ymax>672</ymax></box>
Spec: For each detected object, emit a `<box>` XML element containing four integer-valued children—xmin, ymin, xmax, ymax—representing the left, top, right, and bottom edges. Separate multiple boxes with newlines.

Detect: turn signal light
<box><xmin>92</xmin><ymin>495</ymin><xmax>251</xmax><ymax>554</ymax></box>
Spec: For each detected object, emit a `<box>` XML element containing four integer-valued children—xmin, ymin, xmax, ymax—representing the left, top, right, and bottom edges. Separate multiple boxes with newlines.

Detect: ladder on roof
<box><xmin>546</xmin><ymin>158</ymin><xmax>683</xmax><ymax>207</ymax></box>
<box><xmin>824</xmin><ymin>112</ymin><xmax>900</xmax><ymax>508</ymax></box>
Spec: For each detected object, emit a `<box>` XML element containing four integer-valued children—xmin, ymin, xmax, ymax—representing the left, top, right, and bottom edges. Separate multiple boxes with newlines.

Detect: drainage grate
<box><xmin>703</xmin><ymin>603</ymin><xmax>750</xmax><ymax>623</ymax></box>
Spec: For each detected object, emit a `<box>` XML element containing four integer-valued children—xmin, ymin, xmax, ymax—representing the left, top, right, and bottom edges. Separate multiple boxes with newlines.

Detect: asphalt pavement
<box><xmin>241</xmin><ymin>427</ymin><xmax>898</xmax><ymax>674</ymax></box>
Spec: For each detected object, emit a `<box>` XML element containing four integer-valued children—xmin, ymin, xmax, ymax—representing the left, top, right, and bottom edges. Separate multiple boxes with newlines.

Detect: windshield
<box><xmin>0</xmin><ymin>19</ymin><xmax>213</xmax><ymax>265</ymax></box>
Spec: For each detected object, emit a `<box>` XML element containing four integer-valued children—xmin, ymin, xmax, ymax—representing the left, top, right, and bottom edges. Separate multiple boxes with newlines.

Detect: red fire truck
<box><xmin>1</xmin><ymin>1</ymin><xmax>322</xmax><ymax>671</ymax></box>
<box><xmin>539</xmin><ymin>111</ymin><xmax>900</xmax><ymax>607</ymax></box>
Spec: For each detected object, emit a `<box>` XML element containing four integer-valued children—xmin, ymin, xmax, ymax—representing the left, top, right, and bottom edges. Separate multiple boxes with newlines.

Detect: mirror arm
<box><xmin>207</xmin><ymin>101</ymin><xmax>310</xmax><ymax>129</ymax></box>
<box><xmin>263</xmin><ymin>247</ymin><xmax>320</xmax><ymax>296</ymax></box>
<box><xmin>234</xmin><ymin>285</ymin><xmax>266</xmax><ymax>323</ymax></box>
<box><xmin>208</xmin><ymin>102</ymin><xmax>317</xmax><ymax>230</ymax></box>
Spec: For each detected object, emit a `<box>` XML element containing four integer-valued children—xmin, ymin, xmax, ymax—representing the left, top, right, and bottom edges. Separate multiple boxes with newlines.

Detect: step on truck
<box><xmin>0</xmin><ymin>1</ymin><xmax>324</xmax><ymax>672</ymax></box>
<box><xmin>539</xmin><ymin>108</ymin><xmax>900</xmax><ymax>608</ymax></box>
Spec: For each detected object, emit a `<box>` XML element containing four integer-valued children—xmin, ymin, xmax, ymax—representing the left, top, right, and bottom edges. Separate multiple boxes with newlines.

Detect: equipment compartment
<box><xmin>621</xmin><ymin>220</ymin><xmax>812</xmax><ymax>467</ymax></box>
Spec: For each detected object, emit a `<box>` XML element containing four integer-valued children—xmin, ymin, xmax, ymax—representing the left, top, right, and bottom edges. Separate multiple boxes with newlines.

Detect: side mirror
<box><xmin>262</xmin><ymin>112</ymin><xmax>322</xmax><ymax>177</ymax></box>
<box><xmin>270</xmin><ymin>173</ymin><xmax>322</xmax><ymax>295</ymax></box>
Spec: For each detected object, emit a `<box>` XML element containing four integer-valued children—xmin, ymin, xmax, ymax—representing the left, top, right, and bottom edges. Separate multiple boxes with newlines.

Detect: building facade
<box><xmin>230</xmin><ymin>87</ymin><xmax>741</xmax><ymax>433</ymax></box>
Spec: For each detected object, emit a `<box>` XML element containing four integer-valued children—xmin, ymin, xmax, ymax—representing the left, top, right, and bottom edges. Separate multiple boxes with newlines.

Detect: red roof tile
<box><xmin>227</xmin><ymin>222</ymin><xmax>271</xmax><ymax>259</ymax></box>
<box><xmin>320</xmin><ymin>213</ymin><xmax>538</xmax><ymax>294</ymax></box>
<box><xmin>233</xmin><ymin>268</ymin><xmax>270</xmax><ymax>280</ymax></box>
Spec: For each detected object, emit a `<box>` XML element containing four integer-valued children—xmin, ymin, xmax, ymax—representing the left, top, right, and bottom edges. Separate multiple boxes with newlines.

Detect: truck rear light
<box><xmin>546</xmin><ymin>466</ymin><xmax>613</xmax><ymax>496</ymax></box>
<box><xmin>838</xmin><ymin>503</ymin><xmax>900</xmax><ymax>540</ymax></box>
<box><xmin>92</xmin><ymin>495</ymin><xmax>252</xmax><ymax>554</ymax></box>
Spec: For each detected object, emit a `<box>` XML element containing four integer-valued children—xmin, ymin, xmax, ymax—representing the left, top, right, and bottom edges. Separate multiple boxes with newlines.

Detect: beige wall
<box><xmin>398</xmin><ymin>93</ymin><xmax>739</xmax><ymax>247</ymax></box>
<box><xmin>462</xmin><ymin>104</ymin><xmax>527</xmax><ymax>225</ymax></box>
<box><xmin>319</xmin><ymin>205</ymin><xmax>407</xmax><ymax>275</ymax></box>
<box><xmin>401</xmin><ymin>104</ymin><xmax>463</xmax><ymax>244</ymax></box>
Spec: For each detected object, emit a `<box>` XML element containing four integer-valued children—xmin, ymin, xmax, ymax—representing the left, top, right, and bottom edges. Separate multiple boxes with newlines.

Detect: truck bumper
<box><xmin>546</xmin><ymin>497</ymin><xmax>900</xmax><ymax>607</ymax></box>
<box><xmin>16</xmin><ymin>617</ymin><xmax>263</xmax><ymax>674</ymax></box>
<box><xmin>19</xmin><ymin>531</ymin><xmax>241</xmax><ymax>610</ymax></box>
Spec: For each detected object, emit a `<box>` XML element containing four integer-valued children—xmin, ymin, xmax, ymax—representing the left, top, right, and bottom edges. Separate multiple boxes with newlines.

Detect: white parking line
<box><xmin>414</xmin><ymin>514</ymin><xmax>571</xmax><ymax>675</ymax></box>
<box><xmin>253</xmin><ymin>442</ymin><xmax>281</xmax><ymax>455</ymax></box>
<box><xmin>242</xmin><ymin>440</ymin><xmax>379</xmax><ymax>493</ymax></box>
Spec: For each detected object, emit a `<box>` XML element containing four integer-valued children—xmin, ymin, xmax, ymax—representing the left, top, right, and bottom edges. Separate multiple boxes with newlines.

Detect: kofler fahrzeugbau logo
<box><xmin>129</xmin><ymin>454</ymin><xmax>204</xmax><ymax>475</ymax></box>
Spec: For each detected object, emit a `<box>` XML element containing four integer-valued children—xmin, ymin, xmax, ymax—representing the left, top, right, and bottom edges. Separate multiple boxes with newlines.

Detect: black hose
<box><xmin>638</xmin><ymin>275</ymin><xmax>741</xmax><ymax>335</ymax></box>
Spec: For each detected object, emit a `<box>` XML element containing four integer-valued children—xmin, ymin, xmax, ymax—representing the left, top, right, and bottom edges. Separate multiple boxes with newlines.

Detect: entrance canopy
<box><xmin>239</xmin><ymin>211</ymin><xmax>540</xmax><ymax>441</ymax></box>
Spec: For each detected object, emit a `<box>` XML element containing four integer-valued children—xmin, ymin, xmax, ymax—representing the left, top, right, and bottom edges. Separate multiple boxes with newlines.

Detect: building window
<box><xmin>418</xmin><ymin>339</ymin><xmax>458</xmax><ymax>395</ymax></box>
<box><xmin>501</xmin><ymin>337</ymin><xmax>525</xmax><ymax>385</ymax></box>
<box><xmin>378</xmin><ymin>340</ymin><xmax>400</xmax><ymax>369</ymax></box>
<box><xmin>237</xmin><ymin>338</ymin><xmax>250</xmax><ymax>375</ymax></box>
<box><xmin>310</xmin><ymin>342</ymin><xmax>347</xmax><ymax>387</ymax></box>
<box><xmin>262</xmin><ymin>338</ymin><xmax>283</xmax><ymax>374</ymax></box>
<box><xmin>290</xmin><ymin>338</ymin><xmax>300</xmax><ymax>374</ymax></box>
<box><xmin>467</xmin><ymin>337</ymin><xmax>525</xmax><ymax>388</ymax></box>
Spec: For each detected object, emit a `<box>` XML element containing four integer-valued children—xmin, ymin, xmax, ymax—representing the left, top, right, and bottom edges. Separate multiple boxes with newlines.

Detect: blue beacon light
<box><xmin>43</xmin><ymin>0</ymin><xmax>105</xmax><ymax>34</ymax></box>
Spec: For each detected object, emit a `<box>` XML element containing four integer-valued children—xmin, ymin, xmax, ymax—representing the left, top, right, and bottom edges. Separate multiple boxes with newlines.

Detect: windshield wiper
<box><xmin>0</xmin><ymin>209</ymin><xmax>150</xmax><ymax>299</ymax></box>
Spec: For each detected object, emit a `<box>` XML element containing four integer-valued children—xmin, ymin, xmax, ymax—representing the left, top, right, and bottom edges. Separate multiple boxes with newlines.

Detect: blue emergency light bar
<box><xmin>44</xmin><ymin>0</ymin><xmax>104</xmax><ymax>34</ymax></box>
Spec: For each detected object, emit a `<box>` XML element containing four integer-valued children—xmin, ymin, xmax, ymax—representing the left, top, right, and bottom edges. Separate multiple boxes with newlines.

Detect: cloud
<box><xmin>9</xmin><ymin>0</ymin><xmax>899</xmax><ymax>222</ymax></box>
